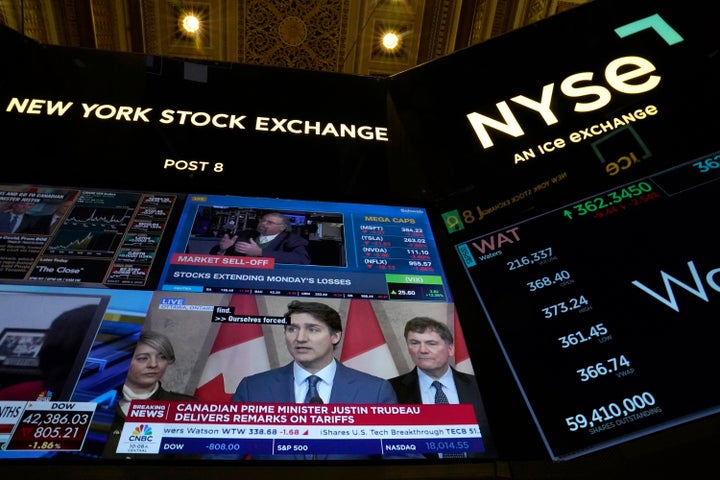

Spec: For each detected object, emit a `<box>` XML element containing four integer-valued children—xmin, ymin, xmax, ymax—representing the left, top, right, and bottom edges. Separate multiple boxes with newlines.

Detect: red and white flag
<box><xmin>194</xmin><ymin>295</ymin><xmax>270</xmax><ymax>402</ymax></box>
<box><xmin>340</xmin><ymin>299</ymin><xmax>398</xmax><ymax>379</ymax></box>
<box><xmin>453</xmin><ymin>308</ymin><xmax>475</xmax><ymax>375</ymax></box>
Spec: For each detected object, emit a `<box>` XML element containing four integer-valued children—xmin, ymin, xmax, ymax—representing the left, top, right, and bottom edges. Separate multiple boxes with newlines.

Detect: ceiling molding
<box><xmin>0</xmin><ymin>0</ymin><xmax>591</xmax><ymax>76</ymax></box>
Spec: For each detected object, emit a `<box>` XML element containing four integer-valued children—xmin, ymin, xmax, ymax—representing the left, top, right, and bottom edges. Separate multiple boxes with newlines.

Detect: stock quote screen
<box><xmin>384</xmin><ymin>0</ymin><xmax>720</xmax><ymax>461</ymax></box>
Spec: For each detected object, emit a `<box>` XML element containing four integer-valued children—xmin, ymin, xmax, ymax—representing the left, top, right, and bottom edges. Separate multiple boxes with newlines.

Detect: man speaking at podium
<box><xmin>231</xmin><ymin>300</ymin><xmax>397</xmax><ymax>459</ymax></box>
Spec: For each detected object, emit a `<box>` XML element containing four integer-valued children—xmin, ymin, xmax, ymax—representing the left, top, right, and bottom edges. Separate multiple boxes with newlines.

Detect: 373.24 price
<box><xmin>541</xmin><ymin>295</ymin><xmax>589</xmax><ymax>318</ymax></box>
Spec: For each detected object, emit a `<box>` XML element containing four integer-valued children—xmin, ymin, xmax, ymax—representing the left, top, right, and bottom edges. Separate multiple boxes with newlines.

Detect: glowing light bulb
<box><xmin>182</xmin><ymin>14</ymin><xmax>200</xmax><ymax>34</ymax></box>
<box><xmin>382</xmin><ymin>32</ymin><xmax>399</xmax><ymax>50</ymax></box>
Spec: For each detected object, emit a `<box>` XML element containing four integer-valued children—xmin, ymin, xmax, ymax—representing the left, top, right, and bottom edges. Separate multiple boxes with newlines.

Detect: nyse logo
<box><xmin>466</xmin><ymin>14</ymin><xmax>683</xmax><ymax>151</ymax></box>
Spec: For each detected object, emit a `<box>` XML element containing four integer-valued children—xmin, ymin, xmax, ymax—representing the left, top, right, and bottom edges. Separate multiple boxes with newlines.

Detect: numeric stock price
<box><xmin>558</xmin><ymin>323</ymin><xmax>609</xmax><ymax>348</ymax></box>
<box><xmin>527</xmin><ymin>270</ymin><xmax>573</xmax><ymax>291</ymax></box>
<box><xmin>507</xmin><ymin>247</ymin><xmax>555</xmax><ymax>271</ymax></box>
<box><xmin>577</xmin><ymin>355</ymin><xmax>631</xmax><ymax>382</ymax></box>
<box><xmin>541</xmin><ymin>295</ymin><xmax>590</xmax><ymax>318</ymax></box>
<box><xmin>565</xmin><ymin>392</ymin><xmax>659</xmax><ymax>433</ymax></box>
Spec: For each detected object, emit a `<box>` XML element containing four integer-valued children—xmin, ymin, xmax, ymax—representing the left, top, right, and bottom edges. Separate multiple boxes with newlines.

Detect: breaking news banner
<box><xmin>116</xmin><ymin>400</ymin><xmax>484</xmax><ymax>457</ymax></box>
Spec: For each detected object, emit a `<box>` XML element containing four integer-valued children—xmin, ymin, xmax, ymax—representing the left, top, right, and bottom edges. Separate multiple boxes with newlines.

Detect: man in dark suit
<box><xmin>389</xmin><ymin>316</ymin><xmax>494</xmax><ymax>459</ymax></box>
<box><xmin>0</xmin><ymin>200</ymin><xmax>37</xmax><ymax>233</ymax></box>
<box><xmin>209</xmin><ymin>211</ymin><xmax>310</xmax><ymax>264</ymax></box>
<box><xmin>231</xmin><ymin>300</ymin><xmax>397</xmax><ymax>459</ymax></box>
<box><xmin>232</xmin><ymin>300</ymin><xmax>397</xmax><ymax>403</ymax></box>
<box><xmin>23</xmin><ymin>199</ymin><xmax>73</xmax><ymax>235</ymax></box>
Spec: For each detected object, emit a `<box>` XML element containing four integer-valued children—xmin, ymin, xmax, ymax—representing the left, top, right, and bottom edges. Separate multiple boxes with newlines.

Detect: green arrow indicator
<box><xmin>615</xmin><ymin>13</ymin><xmax>683</xmax><ymax>45</ymax></box>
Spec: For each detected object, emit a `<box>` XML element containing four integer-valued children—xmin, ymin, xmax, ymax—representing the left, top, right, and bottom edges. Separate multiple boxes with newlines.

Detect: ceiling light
<box><xmin>382</xmin><ymin>32</ymin><xmax>400</xmax><ymax>50</ymax></box>
<box><xmin>180</xmin><ymin>13</ymin><xmax>200</xmax><ymax>35</ymax></box>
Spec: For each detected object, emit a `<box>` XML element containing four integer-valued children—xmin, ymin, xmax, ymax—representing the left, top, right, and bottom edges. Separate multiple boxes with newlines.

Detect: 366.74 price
<box><xmin>577</xmin><ymin>355</ymin><xmax>631</xmax><ymax>382</ymax></box>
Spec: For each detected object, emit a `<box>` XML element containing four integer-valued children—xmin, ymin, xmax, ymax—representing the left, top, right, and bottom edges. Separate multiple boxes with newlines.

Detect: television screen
<box><xmin>0</xmin><ymin>191</ymin><xmax>497</xmax><ymax>463</ymax></box>
<box><xmin>0</xmin><ymin>185</ymin><xmax>181</xmax><ymax>289</ymax></box>
<box><xmin>0</xmin><ymin>290</ymin><xmax>109</xmax><ymax>404</ymax></box>
<box><xmin>160</xmin><ymin>194</ymin><xmax>452</xmax><ymax>300</ymax></box>
<box><xmin>0</xmin><ymin>284</ymin><xmax>153</xmax><ymax>459</ymax></box>
<box><xmin>109</xmin><ymin>293</ymin><xmax>494</xmax><ymax>460</ymax></box>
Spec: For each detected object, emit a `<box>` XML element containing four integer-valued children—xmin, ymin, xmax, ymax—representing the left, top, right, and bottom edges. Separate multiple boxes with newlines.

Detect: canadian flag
<box><xmin>194</xmin><ymin>295</ymin><xmax>270</xmax><ymax>402</ymax></box>
<box><xmin>453</xmin><ymin>308</ymin><xmax>475</xmax><ymax>374</ymax></box>
<box><xmin>339</xmin><ymin>299</ymin><xmax>398</xmax><ymax>379</ymax></box>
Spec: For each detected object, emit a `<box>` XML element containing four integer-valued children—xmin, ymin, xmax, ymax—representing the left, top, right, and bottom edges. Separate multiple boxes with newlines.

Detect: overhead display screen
<box><xmin>454</xmin><ymin>150</ymin><xmax>720</xmax><ymax>459</ymax></box>
<box><xmin>108</xmin><ymin>292</ymin><xmax>493</xmax><ymax>459</ymax></box>
<box><xmin>0</xmin><ymin>192</ymin><xmax>495</xmax><ymax>462</ymax></box>
<box><xmin>0</xmin><ymin>284</ymin><xmax>153</xmax><ymax>459</ymax></box>
<box><xmin>159</xmin><ymin>195</ymin><xmax>451</xmax><ymax>302</ymax></box>
<box><xmin>0</xmin><ymin>184</ymin><xmax>179</xmax><ymax>289</ymax></box>
<box><xmin>1</xmin><ymin>0</ymin><xmax>718</xmax><ymax>472</ymax></box>
<box><xmin>384</xmin><ymin>0</ymin><xmax>720</xmax><ymax>462</ymax></box>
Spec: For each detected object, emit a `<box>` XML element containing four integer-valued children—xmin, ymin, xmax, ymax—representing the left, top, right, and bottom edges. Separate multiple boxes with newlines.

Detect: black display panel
<box><xmin>1</xmin><ymin>0</ymin><xmax>719</xmax><ymax>472</ymax></box>
<box><xmin>454</xmin><ymin>151</ymin><xmax>720</xmax><ymax>459</ymax></box>
<box><xmin>0</xmin><ymin>27</ymin><xmax>399</xmax><ymax>205</ymax></box>
<box><xmin>386</xmin><ymin>0</ymin><xmax>720</xmax><ymax>462</ymax></box>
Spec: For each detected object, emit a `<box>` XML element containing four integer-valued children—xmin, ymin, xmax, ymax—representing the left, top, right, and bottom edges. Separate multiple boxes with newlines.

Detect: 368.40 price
<box><xmin>527</xmin><ymin>270</ymin><xmax>572</xmax><ymax>291</ymax></box>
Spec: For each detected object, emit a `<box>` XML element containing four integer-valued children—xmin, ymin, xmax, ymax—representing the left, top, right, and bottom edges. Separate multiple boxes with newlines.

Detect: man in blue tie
<box><xmin>389</xmin><ymin>316</ymin><xmax>495</xmax><ymax>459</ymax></box>
<box><xmin>231</xmin><ymin>300</ymin><xmax>397</xmax><ymax>460</ymax></box>
<box><xmin>232</xmin><ymin>300</ymin><xmax>396</xmax><ymax>405</ymax></box>
<box><xmin>0</xmin><ymin>200</ymin><xmax>37</xmax><ymax>233</ymax></box>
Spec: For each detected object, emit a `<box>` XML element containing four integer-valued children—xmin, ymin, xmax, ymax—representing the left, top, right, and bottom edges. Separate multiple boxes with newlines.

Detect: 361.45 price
<box><xmin>558</xmin><ymin>323</ymin><xmax>609</xmax><ymax>348</ymax></box>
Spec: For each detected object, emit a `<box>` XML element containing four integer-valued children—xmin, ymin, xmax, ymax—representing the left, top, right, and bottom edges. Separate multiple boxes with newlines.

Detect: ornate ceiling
<box><xmin>0</xmin><ymin>0</ymin><xmax>588</xmax><ymax>76</ymax></box>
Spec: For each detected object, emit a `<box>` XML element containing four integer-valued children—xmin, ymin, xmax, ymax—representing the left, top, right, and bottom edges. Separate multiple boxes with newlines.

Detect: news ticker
<box><xmin>0</xmin><ymin>400</ymin><xmax>485</xmax><ymax>456</ymax></box>
<box><xmin>116</xmin><ymin>400</ymin><xmax>485</xmax><ymax>456</ymax></box>
<box><xmin>162</xmin><ymin>271</ymin><xmax>447</xmax><ymax>301</ymax></box>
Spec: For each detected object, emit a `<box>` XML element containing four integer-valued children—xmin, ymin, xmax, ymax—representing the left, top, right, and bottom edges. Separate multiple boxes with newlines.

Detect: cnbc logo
<box><xmin>129</xmin><ymin>424</ymin><xmax>153</xmax><ymax>442</ymax></box>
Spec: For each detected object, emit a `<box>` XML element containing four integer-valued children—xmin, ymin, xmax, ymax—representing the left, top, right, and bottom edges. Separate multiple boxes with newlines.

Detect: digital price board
<box><xmin>7</xmin><ymin>401</ymin><xmax>96</xmax><ymax>451</ymax></box>
<box><xmin>454</xmin><ymin>149</ymin><xmax>720</xmax><ymax>459</ymax></box>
